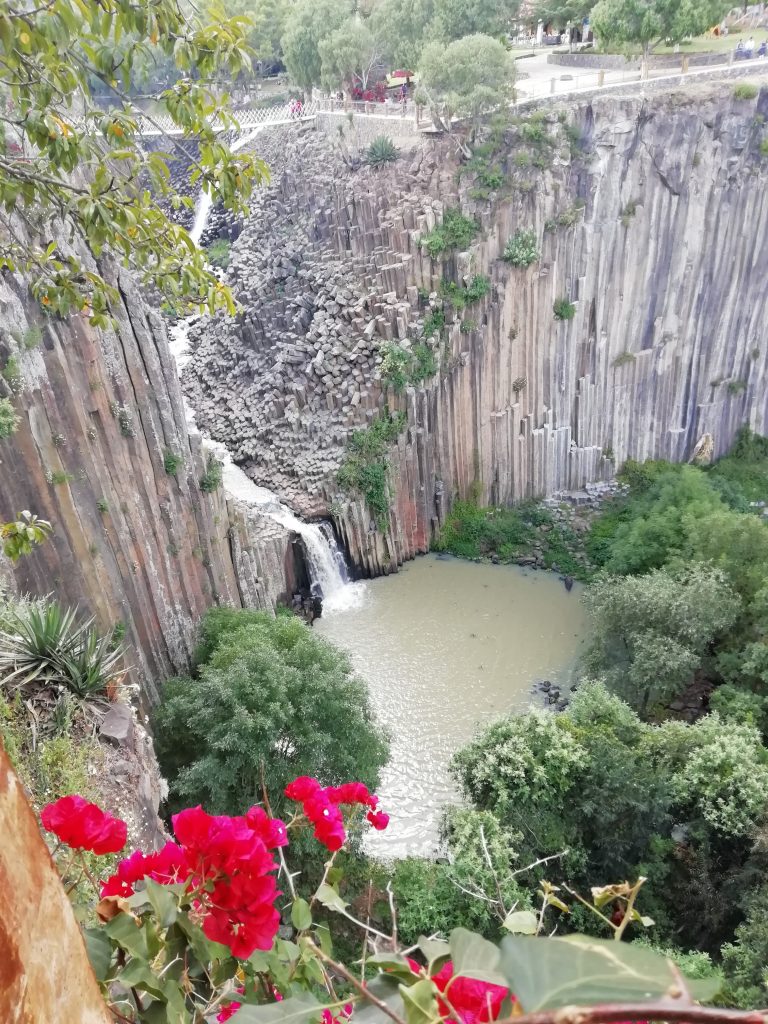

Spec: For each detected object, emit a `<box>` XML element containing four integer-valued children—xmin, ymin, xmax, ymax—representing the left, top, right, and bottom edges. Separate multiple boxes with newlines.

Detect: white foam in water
<box><xmin>169</xmin><ymin>164</ymin><xmax>365</xmax><ymax>614</ymax></box>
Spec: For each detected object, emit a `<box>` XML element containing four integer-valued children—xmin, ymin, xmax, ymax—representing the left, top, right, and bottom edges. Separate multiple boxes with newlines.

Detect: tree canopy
<box><xmin>318</xmin><ymin>18</ymin><xmax>383</xmax><ymax>92</ymax></box>
<box><xmin>417</xmin><ymin>33</ymin><xmax>515</xmax><ymax>142</ymax></box>
<box><xmin>0</xmin><ymin>0</ymin><xmax>270</xmax><ymax>324</ymax></box>
<box><xmin>152</xmin><ymin>608</ymin><xmax>389</xmax><ymax>817</ymax></box>
<box><xmin>591</xmin><ymin>0</ymin><xmax>729</xmax><ymax>57</ymax></box>
<box><xmin>281</xmin><ymin>0</ymin><xmax>350</xmax><ymax>92</ymax></box>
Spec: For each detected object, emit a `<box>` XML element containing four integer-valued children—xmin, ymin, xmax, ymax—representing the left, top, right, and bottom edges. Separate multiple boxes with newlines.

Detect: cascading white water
<box><xmin>170</xmin><ymin>152</ymin><xmax>365</xmax><ymax>613</ymax></box>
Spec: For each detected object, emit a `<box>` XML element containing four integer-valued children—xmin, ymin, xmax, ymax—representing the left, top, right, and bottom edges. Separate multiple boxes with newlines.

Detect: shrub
<box><xmin>553</xmin><ymin>297</ymin><xmax>576</xmax><ymax>320</ymax></box>
<box><xmin>1</xmin><ymin>511</ymin><xmax>52</xmax><ymax>562</ymax></box>
<box><xmin>477</xmin><ymin>164</ymin><xmax>504</xmax><ymax>189</ymax></box>
<box><xmin>0</xmin><ymin>602</ymin><xmax>125</xmax><ymax>698</ymax></box>
<box><xmin>728</xmin><ymin>379</ymin><xmax>748</xmax><ymax>395</ymax></box>
<box><xmin>206</xmin><ymin>238</ymin><xmax>231</xmax><ymax>269</ymax></box>
<box><xmin>465</xmin><ymin>274</ymin><xmax>491</xmax><ymax>302</ymax></box>
<box><xmin>379</xmin><ymin>342</ymin><xmax>411</xmax><ymax>392</ymax></box>
<box><xmin>96</xmin><ymin>498</ymin><xmax>108</xmax><ymax>513</ymax></box>
<box><xmin>734</xmin><ymin>83</ymin><xmax>759</xmax><ymax>100</ymax></box>
<box><xmin>411</xmin><ymin>342</ymin><xmax>438</xmax><ymax>383</ymax></box>
<box><xmin>620</xmin><ymin>199</ymin><xmax>638</xmax><ymax>227</ymax></box>
<box><xmin>421</xmin><ymin>208</ymin><xmax>477</xmax><ymax>258</ymax></box>
<box><xmin>2</xmin><ymin>354</ymin><xmax>22</xmax><ymax>393</ymax></box>
<box><xmin>199</xmin><ymin>455</ymin><xmax>223</xmax><ymax>493</ymax></box>
<box><xmin>337</xmin><ymin>412</ymin><xmax>406</xmax><ymax>529</ymax></box>
<box><xmin>0</xmin><ymin>396</ymin><xmax>19</xmax><ymax>438</ymax></box>
<box><xmin>612</xmin><ymin>351</ymin><xmax>636</xmax><ymax>368</ymax></box>
<box><xmin>423</xmin><ymin>309</ymin><xmax>445</xmax><ymax>338</ymax></box>
<box><xmin>163</xmin><ymin>449</ymin><xmax>183</xmax><ymax>475</ymax></box>
<box><xmin>503</xmin><ymin>229</ymin><xmax>539</xmax><ymax>267</ymax></box>
<box><xmin>153</xmin><ymin>608</ymin><xmax>389</xmax><ymax>816</ymax></box>
<box><xmin>460</xmin><ymin>318</ymin><xmax>476</xmax><ymax>334</ymax></box>
<box><xmin>49</xmin><ymin>470</ymin><xmax>74</xmax><ymax>485</ymax></box>
<box><xmin>366</xmin><ymin>135</ymin><xmax>399</xmax><ymax>166</ymax></box>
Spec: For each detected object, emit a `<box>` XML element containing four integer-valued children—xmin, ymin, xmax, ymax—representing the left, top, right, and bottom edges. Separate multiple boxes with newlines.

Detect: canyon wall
<box><xmin>0</xmin><ymin>262</ymin><xmax>303</xmax><ymax>703</ymax></box>
<box><xmin>185</xmin><ymin>78</ymin><xmax>768</xmax><ymax>575</ymax></box>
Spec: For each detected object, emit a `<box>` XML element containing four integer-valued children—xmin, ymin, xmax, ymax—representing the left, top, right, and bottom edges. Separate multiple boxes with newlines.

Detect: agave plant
<box><xmin>366</xmin><ymin>135</ymin><xmax>399</xmax><ymax>167</ymax></box>
<box><xmin>0</xmin><ymin>602</ymin><xmax>124</xmax><ymax>697</ymax></box>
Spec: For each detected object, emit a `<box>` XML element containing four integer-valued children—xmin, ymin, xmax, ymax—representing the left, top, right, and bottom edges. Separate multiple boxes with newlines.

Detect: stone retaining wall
<box><xmin>316</xmin><ymin>110</ymin><xmax>424</xmax><ymax>148</ymax></box>
<box><xmin>548</xmin><ymin>50</ymin><xmax>729</xmax><ymax>70</ymax></box>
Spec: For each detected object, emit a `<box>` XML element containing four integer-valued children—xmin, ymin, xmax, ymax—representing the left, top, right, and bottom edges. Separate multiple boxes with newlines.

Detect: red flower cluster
<box><xmin>350</xmin><ymin>82</ymin><xmax>387</xmax><ymax>103</ymax></box>
<box><xmin>217</xmin><ymin>986</ymin><xmax>246</xmax><ymax>1022</ymax></box>
<box><xmin>406</xmin><ymin>960</ymin><xmax>510</xmax><ymax>1024</ymax></box>
<box><xmin>41</xmin><ymin>794</ymin><xmax>128</xmax><ymax>855</ymax></box>
<box><xmin>284</xmin><ymin>777</ymin><xmax>389</xmax><ymax>851</ymax></box>
<box><xmin>101</xmin><ymin>804</ymin><xmax>285</xmax><ymax>959</ymax></box>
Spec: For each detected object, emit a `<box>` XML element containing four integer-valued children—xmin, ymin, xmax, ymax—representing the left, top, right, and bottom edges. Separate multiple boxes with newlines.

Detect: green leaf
<box><xmin>353</xmin><ymin>974</ymin><xmax>402</xmax><ymax>1024</ymax></box>
<box><xmin>417</xmin><ymin>936</ymin><xmax>450</xmax><ymax>972</ymax></box>
<box><xmin>233</xmin><ymin>994</ymin><xmax>321</xmax><ymax>1024</ymax></box>
<box><xmin>144</xmin><ymin>877</ymin><xmax>179</xmax><ymax>929</ymax></box>
<box><xmin>399</xmin><ymin>978</ymin><xmax>438</xmax><ymax>1024</ymax></box>
<box><xmin>83</xmin><ymin>926</ymin><xmax>113</xmax><ymax>981</ymax></box>
<box><xmin>315</xmin><ymin>883</ymin><xmax>348</xmax><ymax>913</ymax></box>
<box><xmin>502</xmin><ymin>910</ymin><xmax>538</xmax><ymax>935</ymax></box>
<box><xmin>499</xmin><ymin>935</ymin><xmax>718</xmax><ymax>1012</ymax></box>
<box><xmin>449</xmin><ymin>927</ymin><xmax>506</xmax><ymax>985</ymax></box>
<box><xmin>367</xmin><ymin>952</ymin><xmax>416</xmax><ymax>981</ymax></box>
<box><xmin>105</xmin><ymin>912</ymin><xmax>150</xmax><ymax>961</ymax></box>
<box><xmin>291</xmin><ymin>898</ymin><xmax>312</xmax><ymax>932</ymax></box>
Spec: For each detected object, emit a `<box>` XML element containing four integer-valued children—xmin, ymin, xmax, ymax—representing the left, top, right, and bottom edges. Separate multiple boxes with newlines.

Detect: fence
<box><xmin>135</xmin><ymin>101</ymin><xmax>319</xmax><ymax>136</ymax></box>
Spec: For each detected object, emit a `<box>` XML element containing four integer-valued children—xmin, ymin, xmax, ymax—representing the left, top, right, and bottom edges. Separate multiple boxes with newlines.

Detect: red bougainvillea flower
<box><xmin>100</xmin><ymin>804</ymin><xmax>283</xmax><ymax>960</ymax></box>
<box><xmin>246</xmin><ymin>805</ymin><xmax>288</xmax><ymax>848</ymax></box>
<box><xmin>322</xmin><ymin>1003</ymin><xmax>353</xmax><ymax>1024</ymax></box>
<box><xmin>405</xmin><ymin>960</ymin><xmax>509</xmax><ymax>1024</ymax></box>
<box><xmin>41</xmin><ymin>794</ymin><xmax>128</xmax><ymax>855</ymax></box>
<box><xmin>431</xmin><ymin>962</ymin><xmax>510</xmax><ymax>1024</ymax></box>
<box><xmin>217</xmin><ymin>986</ymin><xmax>245</xmax><ymax>1022</ymax></box>
<box><xmin>285</xmin><ymin>777</ymin><xmax>389</xmax><ymax>851</ymax></box>
<box><xmin>100</xmin><ymin>842</ymin><xmax>190</xmax><ymax>898</ymax></box>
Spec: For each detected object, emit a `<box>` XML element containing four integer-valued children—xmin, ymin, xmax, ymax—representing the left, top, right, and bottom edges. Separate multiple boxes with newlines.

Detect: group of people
<box><xmin>288</xmin><ymin>97</ymin><xmax>304</xmax><ymax>118</ymax></box>
<box><xmin>735</xmin><ymin>36</ymin><xmax>768</xmax><ymax>58</ymax></box>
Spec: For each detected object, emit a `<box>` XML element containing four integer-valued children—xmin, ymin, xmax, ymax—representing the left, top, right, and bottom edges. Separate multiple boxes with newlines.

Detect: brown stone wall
<box><xmin>0</xmin><ymin>745</ymin><xmax>111</xmax><ymax>1024</ymax></box>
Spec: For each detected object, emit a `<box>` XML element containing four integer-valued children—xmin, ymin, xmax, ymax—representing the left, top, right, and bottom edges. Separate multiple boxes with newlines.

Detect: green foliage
<box><xmin>421</xmin><ymin>208</ymin><xmax>478</xmax><ymax>258</ymax></box>
<box><xmin>612</xmin><ymin>351</ymin><xmax>636</xmax><ymax>368</ymax></box>
<box><xmin>282</xmin><ymin>0</ymin><xmax>349</xmax><ymax>91</ymax></box>
<box><xmin>760</xmin><ymin>138</ymin><xmax>768</xmax><ymax>158</ymax></box>
<box><xmin>620</xmin><ymin>199</ymin><xmax>638</xmax><ymax>226</ymax></box>
<box><xmin>503</xmin><ymin>229</ymin><xmax>539</xmax><ymax>267</ymax></box>
<box><xmin>318</xmin><ymin>18</ymin><xmax>381</xmax><ymax>93</ymax></box>
<box><xmin>0</xmin><ymin>396</ymin><xmax>20</xmax><ymax>438</ymax></box>
<box><xmin>433</xmin><ymin>498</ymin><xmax>589</xmax><ymax>579</ymax></box>
<box><xmin>393</xmin><ymin>809</ymin><xmax>534</xmax><ymax>943</ymax></box>
<box><xmin>366</xmin><ymin>136</ymin><xmax>399</xmax><ymax>167</ymax></box>
<box><xmin>1</xmin><ymin>510</ymin><xmax>52</xmax><ymax>562</ymax></box>
<box><xmin>418</xmin><ymin>34</ymin><xmax>516</xmax><ymax>135</ymax></box>
<box><xmin>0</xmin><ymin>0</ymin><xmax>265</xmax><ymax>320</ymax></box>
<box><xmin>439</xmin><ymin>274</ymin><xmax>490</xmax><ymax>309</ymax></box>
<box><xmin>460</xmin><ymin>318</ymin><xmax>476</xmax><ymax>334</ymax></box>
<box><xmin>378</xmin><ymin>338</ymin><xmax>439</xmax><ymax>391</ymax></box>
<box><xmin>163</xmin><ymin>449</ymin><xmax>183</xmax><ymax>475</ymax></box>
<box><xmin>728</xmin><ymin>378</ymin><xmax>748</xmax><ymax>395</ymax></box>
<box><xmin>49</xmin><ymin>469</ymin><xmax>74</xmax><ymax>485</ymax></box>
<box><xmin>734</xmin><ymin>83</ymin><xmax>759</xmax><ymax>101</ymax></box>
<box><xmin>153</xmin><ymin>608</ymin><xmax>388</xmax><ymax>816</ymax></box>
<box><xmin>200</xmin><ymin>455</ymin><xmax>223</xmax><ymax>493</ymax></box>
<box><xmin>452</xmin><ymin>679</ymin><xmax>768</xmax><ymax>951</ymax></box>
<box><xmin>553</xmin><ymin>297</ymin><xmax>576</xmax><ymax>320</ymax></box>
<box><xmin>591</xmin><ymin>0</ymin><xmax>730</xmax><ymax>57</ymax></box>
<box><xmin>583</xmin><ymin>564</ymin><xmax>741</xmax><ymax>714</ymax></box>
<box><xmin>2</xmin><ymin>354</ymin><xmax>23</xmax><ymax>392</ymax></box>
<box><xmin>721</xmin><ymin>884</ymin><xmax>768</xmax><ymax>1008</ymax></box>
<box><xmin>206</xmin><ymin>238</ymin><xmax>232</xmax><ymax>270</ymax></box>
<box><xmin>708</xmin><ymin>427</ymin><xmax>768</xmax><ymax>503</ymax></box>
<box><xmin>423</xmin><ymin>309</ymin><xmax>446</xmax><ymax>337</ymax></box>
<box><xmin>0</xmin><ymin>601</ymin><xmax>125</xmax><ymax>698</ymax></box>
<box><xmin>337</xmin><ymin>412</ymin><xmax>406</xmax><ymax>529</ymax></box>
<box><xmin>96</xmin><ymin>498</ymin><xmax>109</xmax><ymax>514</ymax></box>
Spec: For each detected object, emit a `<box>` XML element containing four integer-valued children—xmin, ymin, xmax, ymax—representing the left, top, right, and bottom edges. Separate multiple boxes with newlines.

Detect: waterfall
<box><xmin>169</xmin><ymin>145</ymin><xmax>364</xmax><ymax>612</ymax></box>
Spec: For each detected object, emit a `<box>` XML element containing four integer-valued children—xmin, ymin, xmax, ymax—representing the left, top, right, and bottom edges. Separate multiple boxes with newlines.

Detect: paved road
<box><xmin>513</xmin><ymin>49</ymin><xmax>768</xmax><ymax>101</ymax></box>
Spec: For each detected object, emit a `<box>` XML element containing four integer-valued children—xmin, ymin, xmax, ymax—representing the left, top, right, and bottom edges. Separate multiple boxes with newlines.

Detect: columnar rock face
<box><xmin>0</xmin><ymin>264</ymin><xmax>303</xmax><ymax>703</ymax></box>
<box><xmin>185</xmin><ymin>83</ymin><xmax>768</xmax><ymax>575</ymax></box>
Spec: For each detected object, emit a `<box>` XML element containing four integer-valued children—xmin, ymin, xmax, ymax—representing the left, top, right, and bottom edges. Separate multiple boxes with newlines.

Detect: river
<box><xmin>315</xmin><ymin>553</ymin><xmax>588</xmax><ymax>858</ymax></box>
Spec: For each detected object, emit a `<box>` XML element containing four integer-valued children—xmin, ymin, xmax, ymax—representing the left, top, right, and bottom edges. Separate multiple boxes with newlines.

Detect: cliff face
<box><xmin>183</xmin><ymin>81</ymin><xmax>768</xmax><ymax>576</ymax></box>
<box><xmin>0</xmin><ymin>264</ymin><xmax>302</xmax><ymax>703</ymax></box>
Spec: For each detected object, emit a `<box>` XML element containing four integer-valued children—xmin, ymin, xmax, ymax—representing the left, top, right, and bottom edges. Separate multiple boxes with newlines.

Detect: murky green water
<box><xmin>315</xmin><ymin>554</ymin><xmax>588</xmax><ymax>857</ymax></box>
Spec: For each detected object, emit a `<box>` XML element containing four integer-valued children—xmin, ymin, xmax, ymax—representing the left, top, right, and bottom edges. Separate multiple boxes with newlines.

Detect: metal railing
<box><xmin>135</xmin><ymin>101</ymin><xmax>319</xmax><ymax>136</ymax></box>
